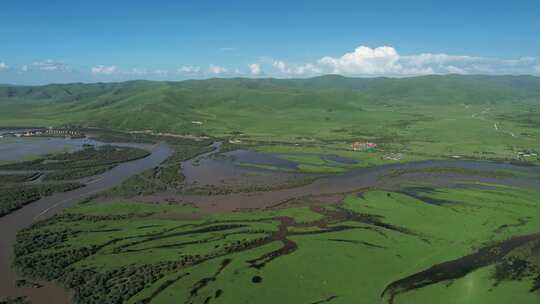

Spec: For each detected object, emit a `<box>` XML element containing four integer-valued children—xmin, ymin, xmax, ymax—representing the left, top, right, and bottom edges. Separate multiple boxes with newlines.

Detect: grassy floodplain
<box><xmin>0</xmin><ymin>182</ymin><xmax>83</xmax><ymax>217</ymax></box>
<box><xmin>12</xmin><ymin>184</ymin><xmax>540</xmax><ymax>304</ymax></box>
<box><xmin>0</xmin><ymin>145</ymin><xmax>150</xmax><ymax>178</ymax></box>
<box><xmin>0</xmin><ymin>143</ymin><xmax>150</xmax><ymax>217</ymax></box>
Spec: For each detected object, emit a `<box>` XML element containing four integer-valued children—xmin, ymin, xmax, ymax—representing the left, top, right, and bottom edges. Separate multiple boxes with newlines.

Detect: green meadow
<box><xmin>13</xmin><ymin>185</ymin><xmax>540</xmax><ymax>304</ymax></box>
<box><xmin>2</xmin><ymin>75</ymin><xmax>540</xmax><ymax>168</ymax></box>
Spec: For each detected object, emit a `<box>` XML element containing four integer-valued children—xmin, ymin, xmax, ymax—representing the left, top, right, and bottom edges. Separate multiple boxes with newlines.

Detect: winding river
<box><xmin>2</xmin><ymin>139</ymin><xmax>540</xmax><ymax>303</ymax></box>
<box><xmin>176</xmin><ymin>145</ymin><xmax>540</xmax><ymax>213</ymax></box>
<box><xmin>0</xmin><ymin>142</ymin><xmax>172</xmax><ymax>303</ymax></box>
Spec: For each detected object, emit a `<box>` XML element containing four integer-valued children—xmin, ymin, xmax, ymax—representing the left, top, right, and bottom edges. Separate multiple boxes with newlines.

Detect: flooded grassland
<box><xmin>2</xmin><ymin>135</ymin><xmax>540</xmax><ymax>304</ymax></box>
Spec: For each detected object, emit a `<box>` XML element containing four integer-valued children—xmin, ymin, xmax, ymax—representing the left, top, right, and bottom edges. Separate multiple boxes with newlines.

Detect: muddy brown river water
<box><xmin>178</xmin><ymin>146</ymin><xmax>540</xmax><ymax>212</ymax></box>
<box><xmin>2</xmin><ymin>140</ymin><xmax>540</xmax><ymax>303</ymax></box>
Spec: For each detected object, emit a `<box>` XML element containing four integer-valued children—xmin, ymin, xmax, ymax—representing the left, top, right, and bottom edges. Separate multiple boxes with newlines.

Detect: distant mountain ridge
<box><xmin>1</xmin><ymin>75</ymin><xmax>539</xmax><ymax>135</ymax></box>
<box><xmin>2</xmin><ymin>74</ymin><xmax>540</xmax><ymax>104</ymax></box>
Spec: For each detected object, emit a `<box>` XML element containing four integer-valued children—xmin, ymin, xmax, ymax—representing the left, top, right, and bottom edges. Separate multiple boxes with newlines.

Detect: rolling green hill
<box><xmin>2</xmin><ymin>75</ymin><xmax>540</xmax><ymax>164</ymax></box>
<box><xmin>3</xmin><ymin>74</ymin><xmax>540</xmax><ymax>104</ymax></box>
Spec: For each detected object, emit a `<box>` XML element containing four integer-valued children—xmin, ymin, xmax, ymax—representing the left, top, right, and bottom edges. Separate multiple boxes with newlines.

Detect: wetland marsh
<box><xmin>2</xmin><ymin>75</ymin><xmax>540</xmax><ymax>304</ymax></box>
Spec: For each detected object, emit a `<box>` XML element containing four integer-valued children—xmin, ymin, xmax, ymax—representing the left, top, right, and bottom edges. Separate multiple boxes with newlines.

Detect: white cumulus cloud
<box><xmin>127</xmin><ymin>68</ymin><xmax>148</xmax><ymax>75</ymax></box>
<box><xmin>248</xmin><ymin>63</ymin><xmax>261</xmax><ymax>75</ymax></box>
<box><xmin>273</xmin><ymin>45</ymin><xmax>540</xmax><ymax>77</ymax></box>
<box><xmin>91</xmin><ymin>65</ymin><xmax>117</xmax><ymax>75</ymax></box>
<box><xmin>153</xmin><ymin>69</ymin><xmax>169</xmax><ymax>76</ymax></box>
<box><xmin>444</xmin><ymin>65</ymin><xmax>467</xmax><ymax>74</ymax></box>
<box><xmin>272</xmin><ymin>60</ymin><xmax>288</xmax><ymax>73</ymax></box>
<box><xmin>319</xmin><ymin>46</ymin><xmax>404</xmax><ymax>75</ymax></box>
<box><xmin>272</xmin><ymin>60</ymin><xmax>321</xmax><ymax>75</ymax></box>
<box><xmin>0</xmin><ymin>62</ymin><xmax>8</xmax><ymax>71</ymax></box>
<box><xmin>401</xmin><ymin>53</ymin><xmax>479</xmax><ymax>66</ymax></box>
<box><xmin>178</xmin><ymin>65</ymin><xmax>201</xmax><ymax>74</ymax></box>
<box><xmin>31</xmin><ymin>59</ymin><xmax>70</xmax><ymax>72</ymax></box>
<box><xmin>208</xmin><ymin>64</ymin><xmax>227</xmax><ymax>74</ymax></box>
<box><xmin>294</xmin><ymin>63</ymin><xmax>322</xmax><ymax>75</ymax></box>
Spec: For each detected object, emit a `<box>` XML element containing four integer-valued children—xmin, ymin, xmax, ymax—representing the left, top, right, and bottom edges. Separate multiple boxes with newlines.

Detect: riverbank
<box><xmin>0</xmin><ymin>142</ymin><xmax>172</xmax><ymax>303</ymax></box>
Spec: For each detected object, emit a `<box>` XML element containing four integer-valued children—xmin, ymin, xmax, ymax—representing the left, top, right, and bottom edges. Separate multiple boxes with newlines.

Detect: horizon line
<box><xmin>2</xmin><ymin>73</ymin><xmax>540</xmax><ymax>87</ymax></box>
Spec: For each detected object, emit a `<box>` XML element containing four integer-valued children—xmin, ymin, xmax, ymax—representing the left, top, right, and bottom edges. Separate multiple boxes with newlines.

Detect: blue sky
<box><xmin>1</xmin><ymin>0</ymin><xmax>539</xmax><ymax>84</ymax></box>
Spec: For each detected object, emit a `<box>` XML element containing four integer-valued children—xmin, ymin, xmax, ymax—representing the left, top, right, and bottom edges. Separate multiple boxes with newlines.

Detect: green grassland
<box><xmin>13</xmin><ymin>185</ymin><xmax>540</xmax><ymax>304</ymax></box>
<box><xmin>5</xmin><ymin>75</ymin><xmax>540</xmax><ymax>304</ymax></box>
<box><xmin>1</xmin><ymin>75</ymin><xmax>540</xmax><ymax>168</ymax></box>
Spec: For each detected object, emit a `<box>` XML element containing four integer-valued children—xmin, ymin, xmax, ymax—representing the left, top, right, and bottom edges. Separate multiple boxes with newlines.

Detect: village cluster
<box><xmin>0</xmin><ymin>128</ymin><xmax>84</xmax><ymax>139</ymax></box>
<box><xmin>351</xmin><ymin>141</ymin><xmax>403</xmax><ymax>161</ymax></box>
<box><xmin>517</xmin><ymin>149</ymin><xmax>539</xmax><ymax>160</ymax></box>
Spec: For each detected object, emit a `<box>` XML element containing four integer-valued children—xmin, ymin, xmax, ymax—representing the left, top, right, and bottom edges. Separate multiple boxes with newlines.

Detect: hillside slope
<box><xmin>1</xmin><ymin>75</ymin><xmax>540</xmax><ymax>163</ymax></box>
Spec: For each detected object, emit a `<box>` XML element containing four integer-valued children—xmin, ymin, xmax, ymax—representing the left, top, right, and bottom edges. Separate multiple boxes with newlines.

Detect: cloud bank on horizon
<box><xmin>1</xmin><ymin>45</ymin><xmax>539</xmax><ymax>85</ymax></box>
<box><xmin>271</xmin><ymin>46</ymin><xmax>540</xmax><ymax>77</ymax></box>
